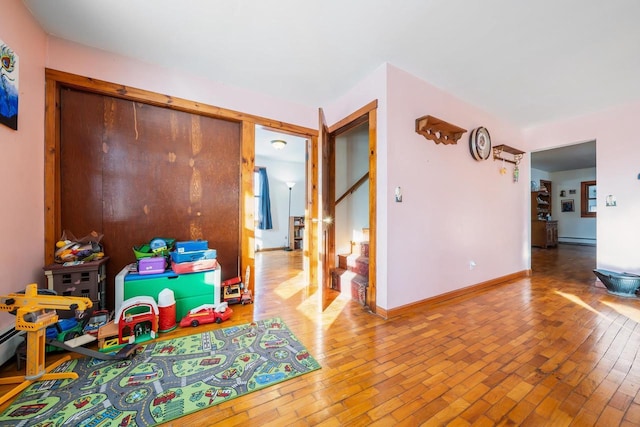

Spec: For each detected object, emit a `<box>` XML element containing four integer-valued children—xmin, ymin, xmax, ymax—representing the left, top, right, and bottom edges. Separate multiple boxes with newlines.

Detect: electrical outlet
<box><xmin>469</xmin><ymin>261</ymin><xmax>476</xmax><ymax>270</ymax></box>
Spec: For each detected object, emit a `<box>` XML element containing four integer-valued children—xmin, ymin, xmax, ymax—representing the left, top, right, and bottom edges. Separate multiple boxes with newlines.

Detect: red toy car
<box><xmin>180</xmin><ymin>303</ymin><xmax>233</xmax><ymax>328</ymax></box>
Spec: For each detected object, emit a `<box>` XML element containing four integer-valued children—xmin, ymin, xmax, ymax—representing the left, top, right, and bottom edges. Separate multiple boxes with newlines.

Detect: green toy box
<box><xmin>115</xmin><ymin>265</ymin><xmax>221</xmax><ymax>321</ymax></box>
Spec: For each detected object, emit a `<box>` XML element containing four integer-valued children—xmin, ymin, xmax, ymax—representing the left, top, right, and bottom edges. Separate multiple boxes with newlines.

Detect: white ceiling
<box><xmin>255</xmin><ymin>126</ymin><xmax>307</xmax><ymax>164</ymax></box>
<box><xmin>22</xmin><ymin>0</ymin><xmax>635</xmax><ymax>171</ymax></box>
<box><xmin>531</xmin><ymin>140</ymin><xmax>596</xmax><ymax>173</ymax></box>
<box><xmin>22</xmin><ymin>0</ymin><xmax>640</xmax><ymax>130</ymax></box>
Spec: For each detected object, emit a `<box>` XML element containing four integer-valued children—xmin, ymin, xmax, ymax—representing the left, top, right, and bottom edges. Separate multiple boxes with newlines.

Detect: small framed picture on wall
<box><xmin>561</xmin><ymin>199</ymin><xmax>575</xmax><ymax>212</ymax></box>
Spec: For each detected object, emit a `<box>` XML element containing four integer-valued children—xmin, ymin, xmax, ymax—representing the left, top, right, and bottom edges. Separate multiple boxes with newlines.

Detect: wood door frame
<box><xmin>44</xmin><ymin>69</ymin><xmax>318</xmax><ymax>294</ymax></box>
<box><xmin>321</xmin><ymin>100</ymin><xmax>378</xmax><ymax>313</ymax></box>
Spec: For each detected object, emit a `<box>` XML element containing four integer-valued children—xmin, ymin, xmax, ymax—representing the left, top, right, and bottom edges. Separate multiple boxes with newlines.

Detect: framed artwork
<box><xmin>0</xmin><ymin>38</ymin><xmax>19</xmax><ymax>130</ymax></box>
<box><xmin>561</xmin><ymin>199</ymin><xmax>575</xmax><ymax>212</ymax></box>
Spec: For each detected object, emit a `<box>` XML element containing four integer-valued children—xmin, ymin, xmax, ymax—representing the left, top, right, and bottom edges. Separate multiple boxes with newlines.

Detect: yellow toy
<box><xmin>0</xmin><ymin>283</ymin><xmax>92</xmax><ymax>406</ymax></box>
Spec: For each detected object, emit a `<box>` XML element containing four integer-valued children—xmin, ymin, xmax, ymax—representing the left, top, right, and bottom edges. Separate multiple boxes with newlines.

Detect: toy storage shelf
<box><xmin>43</xmin><ymin>257</ymin><xmax>109</xmax><ymax>317</ymax></box>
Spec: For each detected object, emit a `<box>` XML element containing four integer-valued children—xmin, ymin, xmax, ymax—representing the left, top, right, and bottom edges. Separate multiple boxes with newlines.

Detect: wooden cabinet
<box><xmin>531</xmin><ymin>181</ymin><xmax>557</xmax><ymax>248</ymax></box>
<box><xmin>289</xmin><ymin>216</ymin><xmax>304</xmax><ymax>250</ymax></box>
<box><xmin>532</xmin><ymin>220</ymin><xmax>558</xmax><ymax>248</ymax></box>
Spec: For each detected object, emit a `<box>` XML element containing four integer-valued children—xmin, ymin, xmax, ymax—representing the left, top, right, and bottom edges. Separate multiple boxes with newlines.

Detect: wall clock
<box><xmin>469</xmin><ymin>127</ymin><xmax>492</xmax><ymax>161</ymax></box>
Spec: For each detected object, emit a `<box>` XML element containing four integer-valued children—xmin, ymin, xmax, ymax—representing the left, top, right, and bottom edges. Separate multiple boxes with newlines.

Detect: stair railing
<box><xmin>335</xmin><ymin>172</ymin><xmax>369</xmax><ymax>206</ymax></box>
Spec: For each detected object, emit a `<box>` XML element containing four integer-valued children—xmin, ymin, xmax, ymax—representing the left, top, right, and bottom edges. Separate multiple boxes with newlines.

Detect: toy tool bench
<box><xmin>115</xmin><ymin>265</ymin><xmax>221</xmax><ymax>320</ymax></box>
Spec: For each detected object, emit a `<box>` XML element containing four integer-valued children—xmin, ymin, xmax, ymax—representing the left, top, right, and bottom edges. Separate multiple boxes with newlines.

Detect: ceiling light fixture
<box><xmin>271</xmin><ymin>139</ymin><xmax>287</xmax><ymax>150</ymax></box>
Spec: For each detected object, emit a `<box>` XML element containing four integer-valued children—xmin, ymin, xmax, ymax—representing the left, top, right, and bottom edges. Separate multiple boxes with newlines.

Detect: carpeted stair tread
<box><xmin>351</xmin><ymin>273</ymin><xmax>368</xmax><ymax>287</ymax></box>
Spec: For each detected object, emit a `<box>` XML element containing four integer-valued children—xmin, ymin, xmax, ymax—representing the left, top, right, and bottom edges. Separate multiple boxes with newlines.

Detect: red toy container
<box><xmin>171</xmin><ymin>258</ymin><xmax>218</xmax><ymax>274</ymax></box>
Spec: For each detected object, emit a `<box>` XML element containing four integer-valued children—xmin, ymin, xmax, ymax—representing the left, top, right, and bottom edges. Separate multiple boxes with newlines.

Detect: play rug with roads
<box><xmin>0</xmin><ymin>317</ymin><xmax>321</xmax><ymax>426</ymax></box>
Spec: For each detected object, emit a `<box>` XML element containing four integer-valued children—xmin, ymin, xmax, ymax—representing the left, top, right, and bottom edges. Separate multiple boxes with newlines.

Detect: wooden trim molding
<box><xmin>308</xmin><ymin>134</ymin><xmax>319</xmax><ymax>287</ymax></box>
<box><xmin>328</xmin><ymin>100</ymin><xmax>378</xmax><ymax>134</ymax></box>
<box><xmin>45</xmin><ymin>69</ymin><xmax>317</xmax><ymax>138</ymax></box>
<box><xmin>241</xmin><ymin>121</ymin><xmax>256</xmax><ymax>293</ymax></box>
<box><xmin>43</xmin><ymin>78</ymin><xmax>60</xmax><ymax>263</ymax></box>
<box><xmin>367</xmin><ymin>108</ymin><xmax>377</xmax><ymax>314</ymax></box>
<box><xmin>383</xmin><ymin>270</ymin><xmax>530</xmax><ymax>319</ymax></box>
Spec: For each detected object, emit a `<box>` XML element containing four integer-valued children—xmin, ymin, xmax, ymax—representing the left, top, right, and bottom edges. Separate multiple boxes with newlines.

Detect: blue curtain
<box><xmin>257</xmin><ymin>168</ymin><xmax>273</xmax><ymax>230</ymax></box>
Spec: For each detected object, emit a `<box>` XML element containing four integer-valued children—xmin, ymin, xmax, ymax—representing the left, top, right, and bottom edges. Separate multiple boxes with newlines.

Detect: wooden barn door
<box><xmin>59</xmin><ymin>88</ymin><xmax>241</xmax><ymax>310</ymax></box>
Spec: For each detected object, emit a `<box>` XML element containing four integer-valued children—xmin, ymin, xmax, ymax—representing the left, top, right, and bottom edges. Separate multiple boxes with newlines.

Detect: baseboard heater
<box><xmin>558</xmin><ymin>236</ymin><xmax>596</xmax><ymax>246</ymax></box>
<box><xmin>0</xmin><ymin>324</ymin><xmax>24</xmax><ymax>367</ymax></box>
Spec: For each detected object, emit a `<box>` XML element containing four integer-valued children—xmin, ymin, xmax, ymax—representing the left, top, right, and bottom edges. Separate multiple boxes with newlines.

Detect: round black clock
<box><xmin>469</xmin><ymin>127</ymin><xmax>492</xmax><ymax>161</ymax></box>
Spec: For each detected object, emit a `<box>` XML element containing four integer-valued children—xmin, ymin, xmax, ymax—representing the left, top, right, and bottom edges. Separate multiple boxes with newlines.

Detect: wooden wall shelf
<box><xmin>415</xmin><ymin>115</ymin><xmax>466</xmax><ymax>145</ymax></box>
<box><xmin>493</xmin><ymin>144</ymin><xmax>525</xmax><ymax>165</ymax></box>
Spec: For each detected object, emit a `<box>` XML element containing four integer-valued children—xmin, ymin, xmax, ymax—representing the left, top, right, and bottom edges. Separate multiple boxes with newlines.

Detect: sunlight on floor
<box><xmin>601</xmin><ymin>300</ymin><xmax>640</xmax><ymax>323</ymax></box>
<box><xmin>273</xmin><ymin>272</ymin><xmax>307</xmax><ymax>299</ymax></box>
<box><xmin>555</xmin><ymin>290</ymin><xmax>600</xmax><ymax>315</ymax></box>
<box><xmin>555</xmin><ymin>290</ymin><xmax>640</xmax><ymax>334</ymax></box>
<box><xmin>312</xmin><ymin>294</ymin><xmax>351</xmax><ymax>330</ymax></box>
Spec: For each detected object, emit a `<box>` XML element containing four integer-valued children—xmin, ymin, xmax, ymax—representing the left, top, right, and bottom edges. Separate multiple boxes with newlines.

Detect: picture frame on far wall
<box><xmin>561</xmin><ymin>199</ymin><xmax>575</xmax><ymax>212</ymax></box>
<box><xmin>0</xmin><ymin>38</ymin><xmax>19</xmax><ymax>130</ymax></box>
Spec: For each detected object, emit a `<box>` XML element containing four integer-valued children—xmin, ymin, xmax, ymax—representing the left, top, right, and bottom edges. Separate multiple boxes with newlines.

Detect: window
<box><xmin>255</xmin><ymin>167</ymin><xmax>273</xmax><ymax>229</ymax></box>
<box><xmin>581</xmin><ymin>180</ymin><xmax>596</xmax><ymax>218</ymax></box>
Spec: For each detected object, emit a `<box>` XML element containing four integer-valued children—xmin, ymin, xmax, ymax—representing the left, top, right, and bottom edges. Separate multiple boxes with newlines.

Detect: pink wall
<box><xmin>525</xmin><ymin>101</ymin><xmax>640</xmax><ymax>273</ymax></box>
<box><xmin>326</xmin><ymin>64</ymin><xmax>528</xmax><ymax>310</ymax></box>
<box><xmin>384</xmin><ymin>65</ymin><xmax>527</xmax><ymax>309</ymax></box>
<box><xmin>46</xmin><ymin>38</ymin><xmax>317</xmax><ymax>129</ymax></box>
<box><xmin>0</xmin><ymin>0</ymin><xmax>47</xmax><ymax>328</ymax></box>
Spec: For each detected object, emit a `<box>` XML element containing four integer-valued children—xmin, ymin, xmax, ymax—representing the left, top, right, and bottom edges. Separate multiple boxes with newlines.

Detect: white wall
<box><xmin>254</xmin><ymin>156</ymin><xmax>305</xmax><ymax>250</ymax></box>
<box><xmin>524</xmin><ymin>101</ymin><xmax>640</xmax><ymax>273</ymax></box>
<box><xmin>550</xmin><ymin>168</ymin><xmax>596</xmax><ymax>244</ymax></box>
<box><xmin>531</xmin><ymin>167</ymin><xmax>596</xmax><ymax>244</ymax></box>
<box><xmin>531</xmin><ymin>168</ymin><xmax>550</xmax><ymax>188</ymax></box>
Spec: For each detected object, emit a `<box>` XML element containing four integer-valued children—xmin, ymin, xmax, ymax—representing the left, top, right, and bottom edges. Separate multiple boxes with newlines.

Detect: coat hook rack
<box><xmin>415</xmin><ymin>115</ymin><xmax>466</xmax><ymax>145</ymax></box>
<box><xmin>493</xmin><ymin>144</ymin><xmax>525</xmax><ymax>165</ymax></box>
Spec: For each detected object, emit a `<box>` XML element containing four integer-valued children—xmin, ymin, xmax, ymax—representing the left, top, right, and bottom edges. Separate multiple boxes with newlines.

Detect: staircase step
<box><xmin>331</xmin><ymin>267</ymin><xmax>368</xmax><ymax>306</ymax></box>
<box><xmin>331</xmin><ymin>267</ymin><xmax>347</xmax><ymax>291</ymax></box>
<box><xmin>351</xmin><ymin>274</ymin><xmax>368</xmax><ymax>306</ymax></box>
<box><xmin>359</xmin><ymin>241</ymin><xmax>369</xmax><ymax>257</ymax></box>
<box><xmin>345</xmin><ymin>254</ymin><xmax>368</xmax><ymax>277</ymax></box>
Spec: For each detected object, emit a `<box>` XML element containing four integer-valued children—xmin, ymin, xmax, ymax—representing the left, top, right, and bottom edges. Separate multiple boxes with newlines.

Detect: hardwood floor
<box><xmin>3</xmin><ymin>244</ymin><xmax>640</xmax><ymax>426</ymax></box>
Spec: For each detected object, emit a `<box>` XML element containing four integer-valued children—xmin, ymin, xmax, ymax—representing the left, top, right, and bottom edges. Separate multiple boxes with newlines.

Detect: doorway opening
<box><xmin>253</xmin><ymin>125</ymin><xmax>309</xmax><ymax>278</ymax></box>
<box><xmin>332</xmin><ymin>121</ymin><xmax>370</xmax><ymax>302</ymax></box>
<box><xmin>320</xmin><ymin>101</ymin><xmax>378</xmax><ymax>313</ymax></box>
<box><xmin>530</xmin><ymin>140</ymin><xmax>597</xmax><ymax>273</ymax></box>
